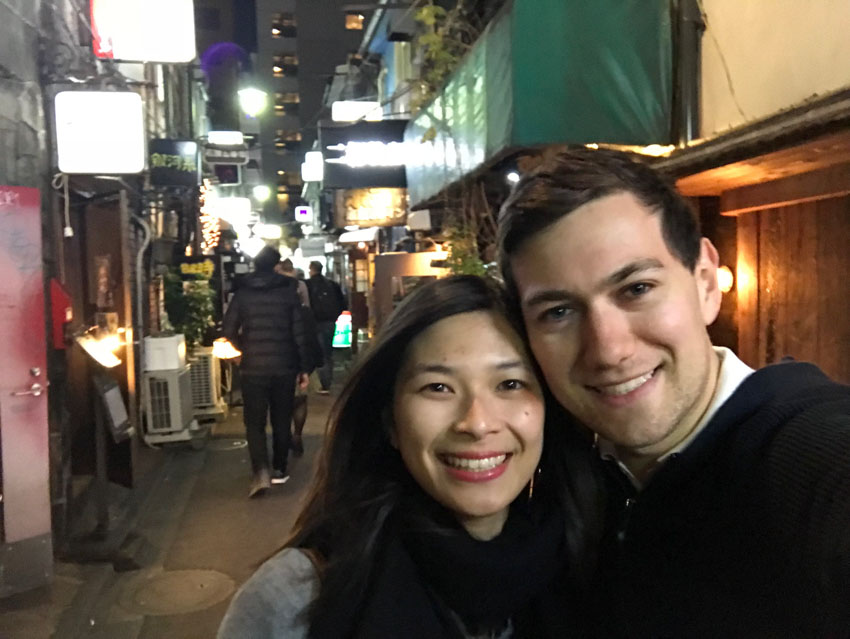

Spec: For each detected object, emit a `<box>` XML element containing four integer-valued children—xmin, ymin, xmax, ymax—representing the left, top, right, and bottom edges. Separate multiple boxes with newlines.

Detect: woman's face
<box><xmin>392</xmin><ymin>310</ymin><xmax>545</xmax><ymax>540</ymax></box>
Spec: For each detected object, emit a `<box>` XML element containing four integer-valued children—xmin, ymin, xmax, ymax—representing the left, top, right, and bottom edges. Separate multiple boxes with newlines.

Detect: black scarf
<box><xmin>350</xmin><ymin>497</ymin><xmax>567</xmax><ymax>639</ymax></box>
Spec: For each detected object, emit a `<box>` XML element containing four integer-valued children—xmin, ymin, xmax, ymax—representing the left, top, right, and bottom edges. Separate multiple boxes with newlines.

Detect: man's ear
<box><xmin>694</xmin><ymin>237</ymin><xmax>721</xmax><ymax>326</ymax></box>
<box><xmin>382</xmin><ymin>406</ymin><xmax>398</xmax><ymax>448</ymax></box>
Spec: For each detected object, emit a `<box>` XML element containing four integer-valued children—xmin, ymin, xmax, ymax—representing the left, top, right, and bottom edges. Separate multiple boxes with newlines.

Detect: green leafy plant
<box><xmin>443</xmin><ymin>221</ymin><xmax>486</xmax><ymax>276</ymax></box>
<box><xmin>412</xmin><ymin>1</ymin><xmax>480</xmax><ymax>112</ymax></box>
<box><xmin>162</xmin><ymin>269</ymin><xmax>215</xmax><ymax>349</ymax></box>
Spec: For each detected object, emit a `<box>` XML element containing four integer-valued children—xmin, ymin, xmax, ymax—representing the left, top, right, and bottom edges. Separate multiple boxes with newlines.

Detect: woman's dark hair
<box><xmin>287</xmin><ymin>275</ymin><xmax>600</xmax><ymax>633</ymax></box>
<box><xmin>498</xmin><ymin>147</ymin><xmax>701</xmax><ymax>300</ymax></box>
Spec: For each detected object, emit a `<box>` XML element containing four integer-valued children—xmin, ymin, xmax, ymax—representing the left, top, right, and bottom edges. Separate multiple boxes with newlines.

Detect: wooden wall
<box><xmin>733</xmin><ymin>192</ymin><xmax>850</xmax><ymax>383</ymax></box>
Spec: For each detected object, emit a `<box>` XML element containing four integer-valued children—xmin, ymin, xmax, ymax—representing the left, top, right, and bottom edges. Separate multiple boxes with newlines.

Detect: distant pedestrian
<box><xmin>306</xmin><ymin>261</ymin><xmax>346</xmax><ymax>394</ymax></box>
<box><xmin>274</xmin><ymin>258</ymin><xmax>322</xmax><ymax>456</ymax></box>
<box><xmin>275</xmin><ymin>258</ymin><xmax>310</xmax><ymax>308</ymax></box>
<box><xmin>222</xmin><ymin>246</ymin><xmax>311</xmax><ymax>498</ymax></box>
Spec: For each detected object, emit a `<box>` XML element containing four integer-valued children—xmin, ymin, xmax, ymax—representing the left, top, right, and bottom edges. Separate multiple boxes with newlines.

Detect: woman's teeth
<box><xmin>597</xmin><ymin>370</ymin><xmax>655</xmax><ymax>396</ymax></box>
<box><xmin>442</xmin><ymin>454</ymin><xmax>507</xmax><ymax>471</ymax></box>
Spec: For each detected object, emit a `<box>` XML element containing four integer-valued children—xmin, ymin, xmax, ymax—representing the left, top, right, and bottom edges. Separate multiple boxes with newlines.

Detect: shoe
<box><xmin>249</xmin><ymin>469</ymin><xmax>271</xmax><ymax>498</ymax></box>
<box><xmin>290</xmin><ymin>438</ymin><xmax>304</xmax><ymax>457</ymax></box>
<box><xmin>271</xmin><ymin>469</ymin><xmax>290</xmax><ymax>485</ymax></box>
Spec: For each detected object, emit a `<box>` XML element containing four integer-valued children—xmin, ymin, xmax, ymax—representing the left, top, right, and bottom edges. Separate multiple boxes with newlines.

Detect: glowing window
<box><xmin>345</xmin><ymin>13</ymin><xmax>365</xmax><ymax>30</ymax></box>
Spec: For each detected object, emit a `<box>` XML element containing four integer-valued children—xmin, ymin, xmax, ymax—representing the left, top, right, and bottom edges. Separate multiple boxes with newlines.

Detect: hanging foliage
<box><xmin>412</xmin><ymin>1</ymin><xmax>480</xmax><ymax>112</ymax></box>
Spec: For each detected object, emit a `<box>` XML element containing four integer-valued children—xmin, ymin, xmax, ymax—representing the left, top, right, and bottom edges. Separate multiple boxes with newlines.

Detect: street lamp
<box><xmin>238</xmin><ymin>87</ymin><xmax>268</xmax><ymax>117</ymax></box>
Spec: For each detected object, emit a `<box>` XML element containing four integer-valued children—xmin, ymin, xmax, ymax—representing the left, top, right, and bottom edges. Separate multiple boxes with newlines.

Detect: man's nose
<box><xmin>580</xmin><ymin>305</ymin><xmax>636</xmax><ymax>369</ymax></box>
<box><xmin>453</xmin><ymin>395</ymin><xmax>499</xmax><ymax>438</ymax></box>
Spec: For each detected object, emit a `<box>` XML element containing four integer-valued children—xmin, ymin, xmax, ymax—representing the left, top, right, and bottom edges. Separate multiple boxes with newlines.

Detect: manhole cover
<box><xmin>207</xmin><ymin>438</ymin><xmax>248</xmax><ymax>451</ymax></box>
<box><xmin>121</xmin><ymin>569</ymin><xmax>235</xmax><ymax>616</ymax></box>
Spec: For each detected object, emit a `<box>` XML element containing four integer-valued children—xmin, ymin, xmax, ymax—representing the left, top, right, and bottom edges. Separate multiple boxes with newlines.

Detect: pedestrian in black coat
<box><xmin>222</xmin><ymin>245</ymin><xmax>311</xmax><ymax>497</ymax></box>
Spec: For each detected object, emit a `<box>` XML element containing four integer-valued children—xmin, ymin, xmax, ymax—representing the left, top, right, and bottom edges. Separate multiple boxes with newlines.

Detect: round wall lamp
<box><xmin>717</xmin><ymin>265</ymin><xmax>734</xmax><ymax>293</ymax></box>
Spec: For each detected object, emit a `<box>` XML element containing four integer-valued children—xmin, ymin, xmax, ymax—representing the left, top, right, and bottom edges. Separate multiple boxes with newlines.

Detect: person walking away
<box><xmin>306</xmin><ymin>260</ymin><xmax>345</xmax><ymax>394</ymax></box>
<box><xmin>222</xmin><ymin>246</ymin><xmax>311</xmax><ymax>498</ymax></box>
<box><xmin>275</xmin><ymin>258</ymin><xmax>310</xmax><ymax>308</ymax></box>
<box><xmin>498</xmin><ymin>147</ymin><xmax>850</xmax><ymax>637</ymax></box>
<box><xmin>275</xmin><ymin>258</ymin><xmax>322</xmax><ymax>456</ymax></box>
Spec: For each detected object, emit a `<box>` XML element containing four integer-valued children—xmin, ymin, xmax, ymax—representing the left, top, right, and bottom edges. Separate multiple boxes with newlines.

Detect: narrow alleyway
<box><xmin>0</xmin><ymin>379</ymin><xmax>340</xmax><ymax>639</ymax></box>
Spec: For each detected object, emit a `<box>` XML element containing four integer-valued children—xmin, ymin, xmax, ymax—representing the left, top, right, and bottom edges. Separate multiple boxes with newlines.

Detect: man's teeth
<box><xmin>443</xmin><ymin>454</ymin><xmax>506</xmax><ymax>471</ymax></box>
<box><xmin>597</xmin><ymin>371</ymin><xmax>654</xmax><ymax>396</ymax></box>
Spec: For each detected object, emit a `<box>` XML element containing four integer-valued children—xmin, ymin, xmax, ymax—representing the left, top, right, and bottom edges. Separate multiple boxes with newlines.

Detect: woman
<box><xmin>218</xmin><ymin>275</ymin><xmax>598</xmax><ymax>639</ymax></box>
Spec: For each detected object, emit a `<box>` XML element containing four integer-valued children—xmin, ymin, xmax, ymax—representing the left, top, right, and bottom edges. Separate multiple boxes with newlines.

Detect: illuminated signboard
<box><xmin>149</xmin><ymin>139</ymin><xmax>199</xmax><ymax>187</ymax></box>
<box><xmin>319</xmin><ymin>119</ymin><xmax>408</xmax><ymax>189</ymax></box>
<box><xmin>91</xmin><ymin>0</ymin><xmax>196</xmax><ymax>63</ymax></box>
<box><xmin>334</xmin><ymin>188</ymin><xmax>407</xmax><ymax>227</ymax></box>
<box><xmin>294</xmin><ymin>206</ymin><xmax>313</xmax><ymax>223</ymax></box>
<box><xmin>55</xmin><ymin>91</ymin><xmax>146</xmax><ymax>174</ymax></box>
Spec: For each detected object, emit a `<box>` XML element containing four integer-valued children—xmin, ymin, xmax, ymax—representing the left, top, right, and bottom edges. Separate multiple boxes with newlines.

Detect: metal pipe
<box><xmin>676</xmin><ymin>0</ymin><xmax>705</xmax><ymax>146</ymax></box>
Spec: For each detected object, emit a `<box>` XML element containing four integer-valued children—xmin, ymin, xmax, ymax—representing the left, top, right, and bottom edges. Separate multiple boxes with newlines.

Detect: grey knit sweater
<box><xmin>217</xmin><ymin>549</ymin><xmax>317</xmax><ymax>639</ymax></box>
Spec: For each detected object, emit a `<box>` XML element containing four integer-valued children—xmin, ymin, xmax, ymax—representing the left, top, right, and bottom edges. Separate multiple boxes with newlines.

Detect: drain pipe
<box><xmin>675</xmin><ymin>0</ymin><xmax>705</xmax><ymax>146</ymax></box>
<box><xmin>130</xmin><ymin>213</ymin><xmax>151</xmax><ymax>418</ymax></box>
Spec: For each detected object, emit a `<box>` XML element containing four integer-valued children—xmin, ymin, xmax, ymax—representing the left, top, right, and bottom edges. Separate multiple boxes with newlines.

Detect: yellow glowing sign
<box><xmin>180</xmin><ymin>260</ymin><xmax>215</xmax><ymax>279</ymax></box>
<box><xmin>199</xmin><ymin>179</ymin><xmax>221</xmax><ymax>254</ymax></box>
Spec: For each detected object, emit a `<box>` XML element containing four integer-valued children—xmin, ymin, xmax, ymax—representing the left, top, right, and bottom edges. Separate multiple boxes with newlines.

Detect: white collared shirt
<box><xmin>597</xmin><ymin>347</ymin><xmax>755</xmax><ymax>490</ymax></box>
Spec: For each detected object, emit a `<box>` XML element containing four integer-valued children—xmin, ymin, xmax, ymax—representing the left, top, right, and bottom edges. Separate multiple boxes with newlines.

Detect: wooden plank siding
<box><xmin>735</xmin><ymin>193</ymin><xmax>850</xmax><ymax>383</ymax></box>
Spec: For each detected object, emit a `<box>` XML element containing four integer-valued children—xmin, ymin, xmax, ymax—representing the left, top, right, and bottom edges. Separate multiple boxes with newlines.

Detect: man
<box><xmin>274</xmin><ymin>257</ymin><xmax>323</xmax><ymax>456</ymax></box>
<box><xmin>222</xmin><ymin>245</ymin><xmax>310</xmax><ymax>498</ymax></box>
<box><xmin>275</xmin><ymin>258</ymin><xmax>310</xmax><ymax>308</ymax></box>
<box><xmin>306</xmin><ymin>260</ymin><xmax>346</xmax><ymax>395</ymax></box>
<box><xmin>498</xmin><ymin>148</ymin><xmax>850</xmax><ymax>637</ymax></box>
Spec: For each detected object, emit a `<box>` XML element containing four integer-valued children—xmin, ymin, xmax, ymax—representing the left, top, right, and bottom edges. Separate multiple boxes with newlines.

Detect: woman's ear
<box><xmin>382</xmin><ymin>406</ymin><xmax>398</xmax><ymax>448</ymax></box>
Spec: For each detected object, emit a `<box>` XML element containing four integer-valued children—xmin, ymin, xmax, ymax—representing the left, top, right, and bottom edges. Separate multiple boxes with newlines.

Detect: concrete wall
<box><xmin>701</xmin><ymin>0</ymin><xmax>850</xmax><ymax>137</ymax></box>
<box><xmin>0</xmin><ymin>0</ymin><xmax>45</xmax><ymax>188</ymax></box>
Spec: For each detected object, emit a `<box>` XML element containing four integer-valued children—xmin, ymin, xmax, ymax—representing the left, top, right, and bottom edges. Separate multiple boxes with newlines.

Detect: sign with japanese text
<box><xmin>149</xmin><ymin>140</ymin><xmax>199</xmax><ymax>187</ymax></box>
<box><xmin>335</xmin><ymin>188</ymin><xmax>408</xmax><ymax>227</ymax></box>
<box><xmin>179</xmin><ymin>259</ymin><xmax>215</xmax><ymax>280</ymax></box>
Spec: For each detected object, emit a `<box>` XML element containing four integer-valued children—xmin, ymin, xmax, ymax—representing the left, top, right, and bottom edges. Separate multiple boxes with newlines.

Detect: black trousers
<box><xmin>241</xmin><ymin>374</ymin><xmax>296</xmax><ymax>474</ymax></box>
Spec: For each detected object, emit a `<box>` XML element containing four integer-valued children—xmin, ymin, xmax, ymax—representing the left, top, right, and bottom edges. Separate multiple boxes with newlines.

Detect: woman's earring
<box><xmin>527</xmin><ymin>466</ymin><xmax>541</xmax><ymax>500</ymax></box>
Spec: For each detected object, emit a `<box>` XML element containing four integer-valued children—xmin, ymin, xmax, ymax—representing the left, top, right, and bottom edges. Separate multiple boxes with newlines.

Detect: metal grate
<box><xmin>189</xmin><ymin>349</ymin><xmax>220</xmax><ymax>408</ymax></box>
<box><xmin>144</xmin><ymin>367</ymin><xmax>193</xmax><ymax>433</ymax></box>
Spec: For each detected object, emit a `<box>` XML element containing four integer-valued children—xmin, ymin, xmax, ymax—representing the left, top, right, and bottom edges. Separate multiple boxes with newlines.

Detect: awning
<box><xmin>404</xmin><ymin>0</ymin><xmax>673</xmax><ymax>207</ymax></box>
<box><xmin>338</xmin><ymin>226</ymin><xmax>381</xmax><ymax>244</ymax></box>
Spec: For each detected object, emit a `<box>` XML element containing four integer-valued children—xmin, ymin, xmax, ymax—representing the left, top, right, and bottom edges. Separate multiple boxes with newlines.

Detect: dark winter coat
<box><xmin>595</xmin><ymin>361</ymin><xmax>850</xmax><ymax>638</ymax></box>
<box><xmin>306</xmin><ymin>274</ymin><xmax>346</xmax><ymax>322</ymax></box>
<box><xmin>221</xmin><ymin>271</ymin><xmax>310</xmax><ymax>377</ymax></box>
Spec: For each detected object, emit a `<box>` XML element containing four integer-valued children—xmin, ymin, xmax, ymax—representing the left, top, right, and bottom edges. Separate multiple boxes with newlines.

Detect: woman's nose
<box><xmin>453</xmin><ymin>395</ymin><xmax>499</xmax><ymax>437</ymax></box>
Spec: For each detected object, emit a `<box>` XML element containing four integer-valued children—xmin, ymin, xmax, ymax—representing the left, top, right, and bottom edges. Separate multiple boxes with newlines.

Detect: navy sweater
<box><xmin>596</xmin><ymin>361</ymin><xmax>850</xmax><ymax>638</ymax></box>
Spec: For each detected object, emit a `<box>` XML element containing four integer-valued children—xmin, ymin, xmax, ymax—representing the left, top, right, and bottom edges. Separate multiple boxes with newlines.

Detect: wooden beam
<box><xmin>720</xmin><ymin>162</ymin><xmax>850</xmax><ymax>216</ymax></box>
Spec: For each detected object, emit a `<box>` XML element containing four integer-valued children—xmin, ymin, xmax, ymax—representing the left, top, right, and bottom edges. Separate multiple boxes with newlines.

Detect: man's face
<box><xmin>510</xmin><ymin>192</ymin><xmax>722</xmax><ymax>459</ymax></box>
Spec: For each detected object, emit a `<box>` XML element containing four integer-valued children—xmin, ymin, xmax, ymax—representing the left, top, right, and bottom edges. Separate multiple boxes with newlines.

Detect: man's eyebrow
<box><xmin>605</xmin><ymin>258</ymin><xmax>664</xmax><ymax>286</ymax></box>
<box><xmin>523</xmin><ymin>289</ymin><xmax>577</xmax><ymax>308</ymax></box>
<box><xmin>522</xmin><ymin>258</ymin><xmax>665</xmax><ymax>308</ymax></box>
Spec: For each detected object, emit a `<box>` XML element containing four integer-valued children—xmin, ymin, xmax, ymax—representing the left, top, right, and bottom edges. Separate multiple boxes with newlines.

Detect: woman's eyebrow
<box><xmin>495</xmin><ymin>360</ymin><xmax>526</xmax><ymax>371</ymax></box>
<box><xmin>406</xmin><ymin>363</ymin><xmax>454</xmax><ymax>376</ymax></box>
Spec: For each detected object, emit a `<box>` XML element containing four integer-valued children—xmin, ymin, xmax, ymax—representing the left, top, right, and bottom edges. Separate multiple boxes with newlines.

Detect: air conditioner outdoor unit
<box><xmin>188</xmin><ymin>347</ymin><xmax>227</xmax><ymax>420</ymax></box>
<box><xmin>142</xmin><ymin>366</ymin><xmax>197</xmax><ymax>444</ymax></box>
